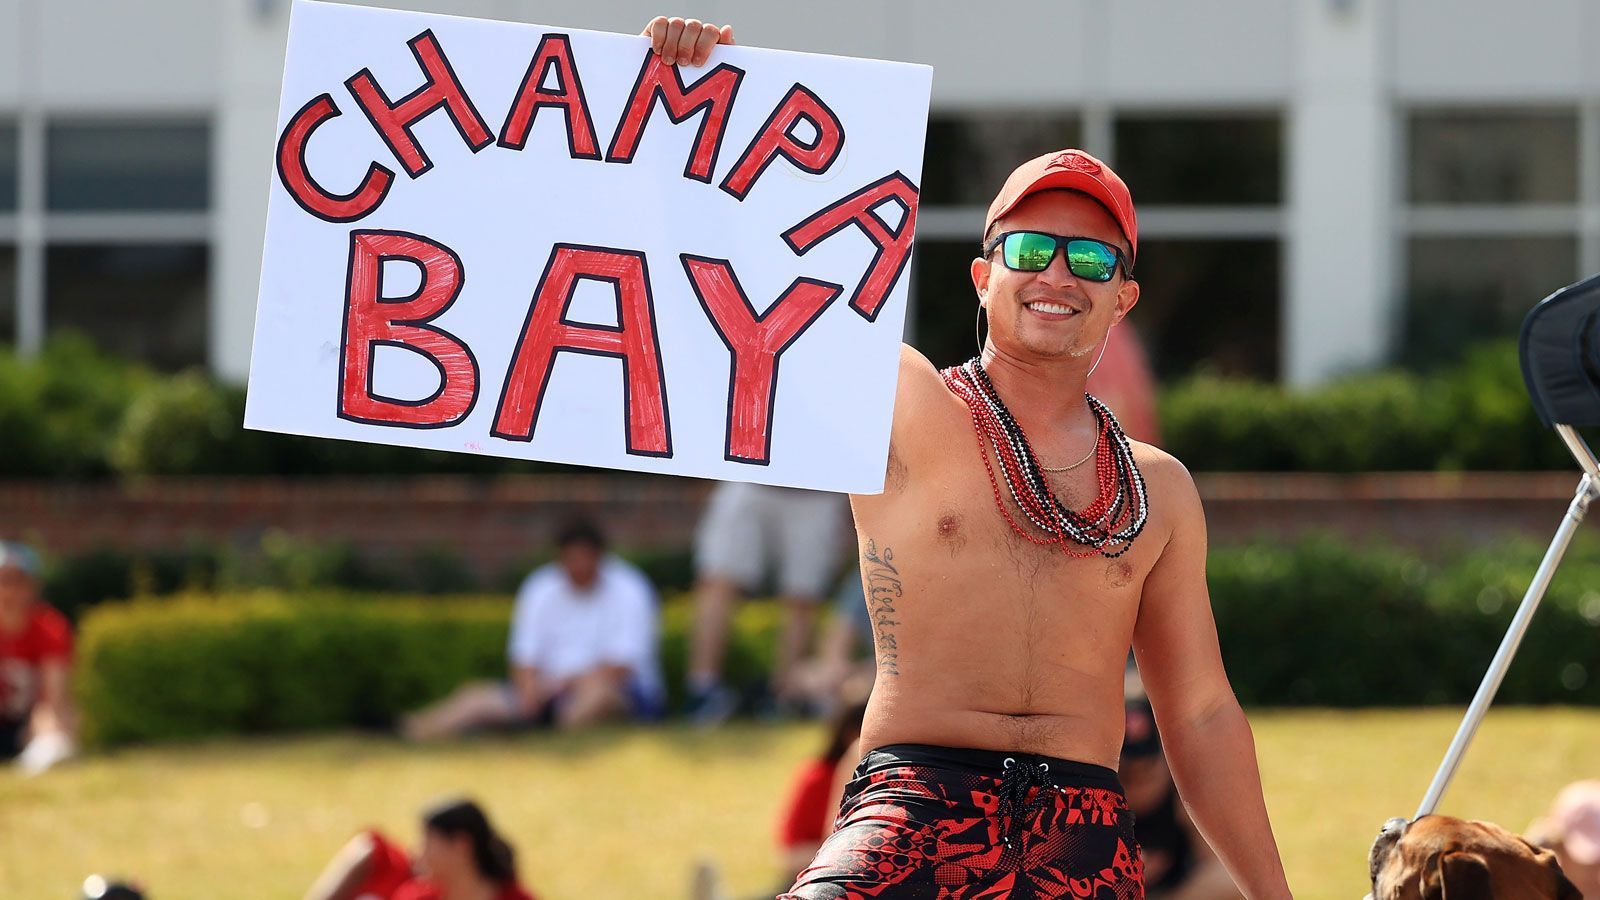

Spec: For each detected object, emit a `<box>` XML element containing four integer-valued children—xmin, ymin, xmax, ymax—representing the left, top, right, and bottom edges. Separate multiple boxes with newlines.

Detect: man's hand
<box><xmin>641</xmin><ymin>16</ymin><xmax>735</xmax><ymax>67</ymax></box>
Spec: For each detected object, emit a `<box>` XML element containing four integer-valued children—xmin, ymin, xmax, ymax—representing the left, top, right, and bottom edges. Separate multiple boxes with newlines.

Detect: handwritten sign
<box><xmin>244</xmin><ymin>0</ymin><xmax>932</xmax><ymax>493</ymax></box>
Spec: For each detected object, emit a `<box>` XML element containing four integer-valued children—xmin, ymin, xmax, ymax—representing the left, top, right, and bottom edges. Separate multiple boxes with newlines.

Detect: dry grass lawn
<box><xmin>2</xmin><ymin>708</ymin><xmax>1597</xmax><ymax>899</ymax></box>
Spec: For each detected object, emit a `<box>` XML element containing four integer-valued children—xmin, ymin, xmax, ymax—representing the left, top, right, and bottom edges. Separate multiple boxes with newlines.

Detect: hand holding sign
<box><xmin>640</xmin><ymin>16</ymin><xmax>735</xmax><ymax>67</ymax></box>
<box><xmin>246</xmin><ymin>1</ymin><xmax>931</xmax><ymax>493</ymax></box>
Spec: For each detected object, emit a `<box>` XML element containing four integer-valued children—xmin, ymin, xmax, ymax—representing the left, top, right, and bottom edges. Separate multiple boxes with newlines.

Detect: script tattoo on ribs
<box><xmin>863</xmin><ymin>539</ymin><xmax>903</xmax><ymax>677</ymax></box>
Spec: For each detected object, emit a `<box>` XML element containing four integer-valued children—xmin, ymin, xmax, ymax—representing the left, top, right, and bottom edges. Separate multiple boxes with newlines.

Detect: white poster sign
<box><xmin>245</xmin><ymin>0</ymin><xmax>932</xmax><ymax>493</ymax></box>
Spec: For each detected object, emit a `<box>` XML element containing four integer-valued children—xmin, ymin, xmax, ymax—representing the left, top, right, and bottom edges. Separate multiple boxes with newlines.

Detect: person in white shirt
<box><xmin>401</xmin><ymin>520</ymin><xmax>663</xmax><ymax>739</ymax></box>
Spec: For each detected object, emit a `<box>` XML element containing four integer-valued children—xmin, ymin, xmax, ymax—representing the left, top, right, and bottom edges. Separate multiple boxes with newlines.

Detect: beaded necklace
<box><xmin>941</xmin><ymin>356</ymin><xmax>1149</xmax><ymax>558</ymax></box>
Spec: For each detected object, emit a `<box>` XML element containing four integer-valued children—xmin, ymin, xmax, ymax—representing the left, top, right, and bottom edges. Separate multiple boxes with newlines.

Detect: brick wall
<box><xmin>0</xmin><ymin>472</ymin><xmax>1592</xmax><ymax>578</ymax></box>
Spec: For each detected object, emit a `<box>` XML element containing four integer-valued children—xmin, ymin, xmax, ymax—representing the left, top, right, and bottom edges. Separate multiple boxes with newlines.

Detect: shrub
<box><xmin>76</xmin><ymin>593</ymin><xmax>510</xmax><ymax>745</ymax></box>
<box><xmin>109</xmin><ymin>373</ymin><xmax>269</xmax><ymax>476</ymax></box>
<box><xmin>1430</xmin><ymin>343</ymin><xmax>1574</xmax><ymax>471</ymax></box>
<box><xmin>42</xmin><ymin>544</ymin><xmax>221</xmax><ymax>622</ymax></box>
<box><xmin>0</xmin><ymin>336</ymin><xmax>150</xmax><ymax>477</ymax></box>
<box><xmin>1160</xmin><ymin>341</ymin><xmax>1574</xmax><ymax>472</ymax></box>
<box><xmin>1207</xmin><ymin>537</ymin><xmax>1600</xmax><ymax>706</ymax></box>
<box><xmin>75</xmin><ymin>592</ymin><xmax>781</xmax><ymax>745</ymax></box>
<box><xmin>71</xmin><ymin>536</ymin><xmax>1600</xmax><ymax>745</ymax></box>
<box><xmin>43</xmin><ymin>540</ymin><xmax>698</xmax><ymax>622</ymax></box>
<box><xmin>0</xmin><ymin>336</ymin><xmax>1584</xmax><ymax>476</ymax></box>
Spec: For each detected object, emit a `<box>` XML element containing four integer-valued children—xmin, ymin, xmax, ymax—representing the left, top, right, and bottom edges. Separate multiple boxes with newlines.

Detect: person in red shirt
<box><xmin>776</xmin><ymin>701</ymin><xmax>869</xmax><ymax>885</ymax></box>
<box><xmin>0</xmin><ymin>541</ymin><xmax>77</xmax><ymax>773</ymax></box>
<box><xmin>305</xmin><ymin>798</ymin><xmax>538</xmax><ymax>900</ymax></box>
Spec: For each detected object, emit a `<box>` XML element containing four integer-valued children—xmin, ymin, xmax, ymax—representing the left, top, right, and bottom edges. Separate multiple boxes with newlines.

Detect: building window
<box><xmin>923</xmin><ymin>113</ymin><xmax>1081</xmax><ymax>207</ymax></box>
<box><xmin>0</xmin><ymin>247</ymin><xmax>16</xmax><ymax>344</ymax></box>
<box><xmin>1400</xmin><ymin>107</ymin><xmax>1581</xmax><ymax>367</ymax></box>
<box><xmin>1114</xmin><ymin>113</ymin><xmax>1282</xmax><ymax>206</ymax></box>
<box><xmin>910</xmin><ymin>240</ymin><xmax>982</xmax><ymax>369</ymax></box>
<box><xmin>1408</xmin><ymin>110</ymin><xmax>1578</xmax><ymax>205</ymax></box>
<box><xmin>1403</xmin><ymin>236</ymin><xmax>1576</xmax><ymax>368</ymax></box>
<box><xmin>46</xmin><ymin>122</ymin><xmax>209</xmax><ymax>212</ymax></box>
<box><xmin>0</xmin><ymin>124</ymin><xmax>17</xmax><ymax>212</ymax></box>
<box><xmin>1127</xmin><ymin>239</ymin><xmax>1282</xmax><ymax>380</ymax></box>
<box><xmin>46</xmin><ymin>244</ymin><xmax>208</xmax><ymax>370</ymax></box>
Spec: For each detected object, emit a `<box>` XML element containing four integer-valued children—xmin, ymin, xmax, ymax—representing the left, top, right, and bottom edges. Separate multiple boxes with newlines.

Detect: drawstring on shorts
<box><xmin>997</xmin><ymin>757</ymin><xmax>1054</xmax><ymax>850</ymax></box>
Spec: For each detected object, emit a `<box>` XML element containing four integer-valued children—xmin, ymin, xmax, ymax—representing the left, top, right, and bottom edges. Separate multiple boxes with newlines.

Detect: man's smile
<box><xmin>1023</xmin><ymin>299</ymin><xmax>1084</xmax><ymax>319</ymax></box>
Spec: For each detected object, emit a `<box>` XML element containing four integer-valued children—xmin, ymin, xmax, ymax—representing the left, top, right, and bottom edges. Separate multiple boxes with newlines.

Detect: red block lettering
<box><xmin>720</xmin><ymin>84</ymin><xmax>844</xmax><ymax>201</ymax></box>
<box><xmin>497</xmin><ymin>33</ymin><xmax>600</xmax><ymax>159</ymax></box>
<box><xmin>681</xmin><ymin>255</ymin><xmax>842</xmax><ymax>465</ymax></box>
<box><xmin>493</xmin><ymin>245</ymin><xmax>672</xmax><ymax>457</ymax></box>
<box><xmin>339</xmin><ymin>230</ymin><xmax>478</xmax><ymax>428</ymax></box>
<box><xmin>275</xmin><ymin>94</ymin><xmax>395</xmax><ymax>223</ymax></box>
<box><xmin>604</xmin><ymin>50</ymin><xmax>745</xmax><ymax>183</ymax></box>
<box><xmin>345</xmin><ymin>29</ymin><xmax>493</xmax><ymax>178</ymax></box>
<box><xmin>782</xmin><ymin>171</ymin><xmax>920</xmax><ymax>323</ymax></box>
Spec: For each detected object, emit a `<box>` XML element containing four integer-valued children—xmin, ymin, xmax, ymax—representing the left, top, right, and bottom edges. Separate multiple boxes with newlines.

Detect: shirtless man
<box><xmin>645</xmin><ymin>17</ymin><xmax>1292</xmax><ymax>898</ymax></box>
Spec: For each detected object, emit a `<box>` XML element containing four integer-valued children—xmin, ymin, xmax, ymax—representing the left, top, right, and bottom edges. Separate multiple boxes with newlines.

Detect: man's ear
<box><xmin>970</xmin><ymin>255</ymin><xmax>990</xmax><ymax>302</ymax></box>
<box><xmin>1113</xmin><ymin>277</ymin><xmax>1140</xmax><ymax>325</ymax></box>
<box><xmin>1419</xmin><ymin>851</ymin><xmax>1493</xmax><ymax>900</ymax></box>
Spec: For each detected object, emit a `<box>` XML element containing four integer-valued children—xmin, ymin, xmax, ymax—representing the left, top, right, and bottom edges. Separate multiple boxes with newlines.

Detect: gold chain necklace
<box><xmin>1037</xmin><ymin>428</ymin><xmax>1101</xmax><ymax>473</ymax></box>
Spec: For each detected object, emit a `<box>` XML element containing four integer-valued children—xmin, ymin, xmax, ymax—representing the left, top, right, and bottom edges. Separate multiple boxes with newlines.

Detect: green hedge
<box><xmin>1209</xmin><ymin>537</ymin><xmax>1600</xmax><ymax>706</ymax></box>
<box><xmin>76</xmin><ymin>592</ymin><xmax>779</xmax><ymax>746</ymax></box>
<box><xmin>0</xmin><ymin>335</ymin><xmax>572</xmax><ymax>478</ymax></box>
<box><xmin>1159</xmin><ymin>343</ymin><xmax>1574</xmax><ymax>472</ymax></box>
<box><xmin>0</xmin><ymin>335</ymin><xmax>1581</xmax><ymax>478</ymax></box>
<box><xmin>73</xmin><ymin>538</ymin><xmax>1600</xmax><ymax>746</ymax></box>
<box><xmin>39</xmin><ymin>539</ymin><xmax>698</xmax><ymax>623</ymax></box>
<box><xmin>0</xmin><ymin>336</ymin><xmax>154</xmax><ymax>477</ymax></box>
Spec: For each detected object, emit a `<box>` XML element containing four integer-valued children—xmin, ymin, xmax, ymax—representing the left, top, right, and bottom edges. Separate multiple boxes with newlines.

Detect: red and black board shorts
<box><xmin>779</xmin><ymin>743</ymin><xmax>1144</xmax><ymax>899</ymax></box>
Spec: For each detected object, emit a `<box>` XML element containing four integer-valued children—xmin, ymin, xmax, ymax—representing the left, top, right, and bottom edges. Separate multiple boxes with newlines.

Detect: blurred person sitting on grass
<box><xmin>305</xmin><ymin>797</ymin><xmax>537</xmax><ymax>900</ymax></box>
<box><xmin>1120</xmin><ymin>697</ymin><xmax>1242</xmax><ymax>900</ymax></box>
<box><xmin>0</xmin><ymin>540</ymin><xmax>77</xmax><ymax>774</ymax></box>
<box><xmin>401</xmin><ymin>519</ymin><xmax>663</xmax><ymax>740</ymax></box>
<box><xmin>774</xmin><ymin>699</ymin><xmax>870</xmax><ymax>890</ymax></box>
<box><xmin>1529</xmin><ymin>780</ymin><xmax>1600</xmax><ymax>898</ymax></box>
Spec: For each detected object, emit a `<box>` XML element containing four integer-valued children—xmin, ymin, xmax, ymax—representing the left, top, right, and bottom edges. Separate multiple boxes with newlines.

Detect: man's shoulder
<box><xmin>1128</xmin><ymin>440</ymin><xmax>1193</xmax><ymax>489</ymax></box>
<box><xmin>898</xmin><ymin>342</ymin><xmax>945</xmax><ymax>394</ymax></box>
<box><xmin>601</xmin><ymin>556</ymin><xmax>656</xmax><ymax>597</ymax></box>
<box><xmin>1128</xmin><ymin>440</ymin><xmax>1206</xmax><ymax>544</ymax></box>
<box><xmin>891</xmin><ymin>343</ymin><xmax>963</xmax><ymax>441</ymax></box>
<box><xmin>518</xmin><ymin>564</ymin><xmax>564</xmax><ymax>598</ymax></box>
<box><xmin>1126</xmin><ymin>438</ymin><xmax>1203</xmax><ymax>512</ymax></box>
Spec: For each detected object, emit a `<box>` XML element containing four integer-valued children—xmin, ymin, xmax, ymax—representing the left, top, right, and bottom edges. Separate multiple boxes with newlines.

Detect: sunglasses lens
<box><xmin>1066</xmin><ymin>240</ymin><xmax>1118</xmax><ymax>282</ymax></box>
<box><xmin>1004</xmin><ymin>232</ymin><xmax>1058</xmax><ymax>271</ymax></box>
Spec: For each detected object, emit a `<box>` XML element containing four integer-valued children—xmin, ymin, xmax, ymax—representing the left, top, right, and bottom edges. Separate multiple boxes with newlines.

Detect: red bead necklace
<box><xmin>941</xmin><ymin>357</ymin><xmax>1148</xmax><ymax>558</ymax></box>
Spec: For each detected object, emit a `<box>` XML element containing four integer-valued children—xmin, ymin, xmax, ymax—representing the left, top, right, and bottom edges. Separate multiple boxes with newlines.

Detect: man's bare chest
<box><xmin>860</xmin><ymin>449</ymin><xmax>1157</xmax><ymax>599</ymax></box>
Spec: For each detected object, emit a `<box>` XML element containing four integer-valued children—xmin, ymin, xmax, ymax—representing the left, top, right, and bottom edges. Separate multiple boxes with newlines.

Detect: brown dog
<box><xmin>1366</xmin><ymin>815</ymin><xmax>1582</xmax><ymax>899</ymax></box>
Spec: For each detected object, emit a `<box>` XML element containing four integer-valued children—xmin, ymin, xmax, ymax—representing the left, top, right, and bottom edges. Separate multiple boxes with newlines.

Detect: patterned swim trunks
<box><xmin>779</xmin><ymin>743</ymin><xmax>1144</xmax><ymax>899</ymax></box>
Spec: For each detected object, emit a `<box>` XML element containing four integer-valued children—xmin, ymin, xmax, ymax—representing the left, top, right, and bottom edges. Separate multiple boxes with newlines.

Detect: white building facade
<box><xmin>0</xmin><ymin>0</ymin><xmax>1596</xmax><ymax>384</ymax></box>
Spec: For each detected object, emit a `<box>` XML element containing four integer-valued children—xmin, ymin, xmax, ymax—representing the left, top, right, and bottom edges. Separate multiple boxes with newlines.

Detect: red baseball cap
<box><xmin>985</xmin><ymin>149</ymin><xmax>1138</xmax><ymax>263</ymax></box>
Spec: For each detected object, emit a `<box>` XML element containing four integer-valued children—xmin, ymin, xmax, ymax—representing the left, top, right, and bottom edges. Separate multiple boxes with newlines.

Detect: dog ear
<box><xmin>1547</xmin><ymin>857</ymin><xmax>1584</xmax><ymax>900</ymax></box>
<box><xmin>1521</xmin><ymin>834</ymin><xmax>1587</xmax><ymax>900</ymax></box>
<box><xmin>1419</xmin><ymin>851</ymin><xmax>1493</xmax><ymax>900</ymax></box>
